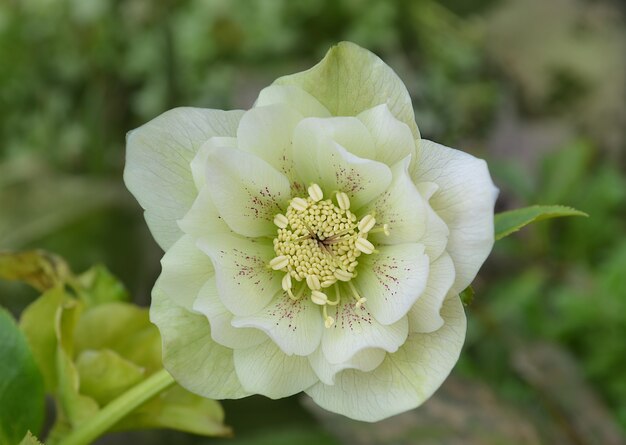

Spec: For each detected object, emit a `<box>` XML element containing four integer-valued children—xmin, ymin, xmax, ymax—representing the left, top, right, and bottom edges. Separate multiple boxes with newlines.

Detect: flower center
<box><xmin>269</xmin><ymin>183</ymin><xmax>389</xmax><ymax>328</ymax></box>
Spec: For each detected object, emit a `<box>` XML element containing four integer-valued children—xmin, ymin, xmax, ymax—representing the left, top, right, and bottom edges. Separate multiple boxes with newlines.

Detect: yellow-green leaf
<box><xmin>0</xmin><ymin>250</ymin><xmax>70</xmax><ymax>292</ymax></box>
<box><xmin>18</xmin><ymin>431</ymin><xmax>44</xmax><ymax>445</ymax></box>
<box><xmin>76</xmin><ymin>265</ymin><xmax>130</xmax><ymax>306</ymax></box>
<box><xmin>495</xmin><ymin>205</ymin><xmax>588</xmax><ymax>240</ymax></box>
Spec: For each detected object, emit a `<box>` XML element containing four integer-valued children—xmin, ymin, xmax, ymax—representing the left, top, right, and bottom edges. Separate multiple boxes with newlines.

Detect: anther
<box><xmin>306</xmin><ymin>274</ymin><xmax>321</xmax><ymax>290</ymax></box>
<box><xmin>308</xmin><ymin>183</ymin><xmax>323</xmax><ymax>202</ymax></box>
<box><xmin>274</xmin><ymin>213</ymin><xmax>288</xmax><ymax>229</ymax></box>
<box><xmin>358</xmin><ymin>215</ymin><xmax>376</xmax><ymax>233</ymax></box>
<box><xmin>324</xmin><ymin>316</ymin><xmax>335</xmax><ymax>328</ymax></box>
<box><xmin>311</xmin><ymin>290</ymin><xmax>328</xmax><ymax>305</ymax></box>
<box><xmin>335</xmin><ymin>192</ymin><xmax>350</xmax><ymax>210</ymax></box>
<box><xmin>282</xmin><ymin>273</ymin><xmax>292</xmax><ymax>290</ymax></box>
<box><xmin>333</xmin><ymin>269</ymin><xmax>353</xmax><ymax>282</ymax></box>
<box><xmin>269</xmin><ymin>255</ymin><xmax>289</xmax><ymax>270</ymax></box>
<box><xmin>291</xmin><ymin>197</ymin><xmax>308</xmax><ymax>211</ymax></box>
<box><xmin>355</xmin><ymin>237</ymin><xmax>375</xmax><ymax>254</ymax></box>
<box><xmin>321</xmin><ymin>279</ymin><xmax>337</xmax><ymax>288</ymax></box>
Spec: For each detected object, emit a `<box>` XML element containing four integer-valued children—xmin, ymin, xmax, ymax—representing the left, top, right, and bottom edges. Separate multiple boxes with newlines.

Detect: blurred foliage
<box><xmin>1</xmin><ymin>0</ymin><xmax>625</xmax><ymax>443</ymax></box>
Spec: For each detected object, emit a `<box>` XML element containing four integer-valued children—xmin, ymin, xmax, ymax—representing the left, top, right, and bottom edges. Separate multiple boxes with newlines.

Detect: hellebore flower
<box><xmin>124</xmin><ymin>42</ymin><xmax>498</xmax><ymax>422</ymax></box>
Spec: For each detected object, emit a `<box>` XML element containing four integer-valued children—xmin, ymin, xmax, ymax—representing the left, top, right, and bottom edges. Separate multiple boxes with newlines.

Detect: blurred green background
<box><xmin>1</xmin><ymin>0</ymin><xmax>625</xmax><ymax>443</ymax></box>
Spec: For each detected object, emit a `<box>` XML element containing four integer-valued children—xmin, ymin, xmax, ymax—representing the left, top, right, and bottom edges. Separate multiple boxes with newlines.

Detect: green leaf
<box><xmin>18</xmin><ymin>431</ymin><xmax>44</xmax><ymax>445</ymax></box>
<box><xmin>0</xmin><ymin>250</ymin><xmax>71</xmax><ymax>292</ymax></box>
<box><xmin>76</xmin><ymin>264</ymin><xmax>130</xmax><ymax>306</ymax></box>
<box><xmin>495</xmin><ymin>205</ymin><xmax>588</xmax><ymax>240</ymax></box>
<box><xmin>116</xmin><ymin>385</ymin><xmax>231</xmax><ymax>437</ymax></box>
<box><xmin>0</xmin><ymin>308</ymin><xmax>45</xmax><ymax>445</ymax></box>
<box><xmin>76</xmin><ymin>349</ymin><xmax>145</xmax><ymax>405</ymax></box>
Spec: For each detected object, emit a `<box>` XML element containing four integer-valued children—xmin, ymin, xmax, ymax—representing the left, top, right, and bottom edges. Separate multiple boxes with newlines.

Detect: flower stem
<box><xmin>57</xmin><ymin>368</ymin><xmax>176</xmax><ymax>445</ymax></box>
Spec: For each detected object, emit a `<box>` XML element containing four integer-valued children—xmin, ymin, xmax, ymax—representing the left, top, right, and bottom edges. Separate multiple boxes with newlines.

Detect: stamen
<box><xmin>323</xmin><ymin>305</ymin><xmax>334</xmax><ymax>328</ymax></box>
<box><xmin>355</xmin><ymin>237</ymin><xmax>375</xmax><ymax>254</ymax></box>
<box><xmin>282</xmin><ymin>273</ymin><xmax>292</xmax><ymax>291</ymax></box>
<box><xmin>307</xmin><ymin>183</ymin><xmax>323</xmax><ymax>202</ymax></box>
<box><xmin>321</xmin><ymin>278</ymin><xmax>337</xmax><ymax>288</ymax></box>
<box><xmin>291</xmin><ymin>197</ymin><xmax>308</xmax><ymax>211</ymax></box>
<box><xmin>358</xmin><ymin>214</ymin><xmax>376</xmax><ymax>233</ymax></box>
<box><xmin>333</xmin><ymin>269</ymin><xmax>353</xmax><ymax>281</ymax></box>
<box><xmin>348</xmin><ymin>281</ymin><xmax>367</xmax><ymax>309</ymax></box>
<box><xmin>335</xmin><ymin>192</ymin><xmax>350</xmax><ymax>210</ymax></box>
<box><xmin>368</xmin><ymin>224</ymin><xmax>390</xmax><ymax>236</ymax></box>
<box><xmin>269</xmin><ymin>255</ymin><xmax>289</xmax><ymax>270</ymax></box>
<box><xmin>273</xmin><ymin>213</ymin><xmax>288</xmax><ymax>229</ymax></box>
<box><xmin>289</xmin><ymin>284</ymin><xmax>306</xmax><ymax>301</ymax></box>
<box><xmin>311</xmin><ymin>290</ymin><xmax>328</xmax><ymax>305</ymax></box>
<box><xmin>306</xmin><ymin>274</ymin><xmax>321</xmax><ymax>290</ymax></box>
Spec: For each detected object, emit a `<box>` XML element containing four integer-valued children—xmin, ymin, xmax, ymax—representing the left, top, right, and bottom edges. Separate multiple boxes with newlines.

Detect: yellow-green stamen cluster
<box><xmin>270</xmin><ymin>183</ymin><xmax>384</xmax><ymax>328</ymax></box>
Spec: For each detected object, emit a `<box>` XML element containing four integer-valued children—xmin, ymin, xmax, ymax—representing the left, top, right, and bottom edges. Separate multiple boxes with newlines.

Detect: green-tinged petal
<box><xmin>308</xmin><ymin>346</ymin><xmax>385</xmax><ymax>386</ymax></box>
<box><xmin>190</xmin><ymin>137</ymin><xmax>237</xmax><ymax>190</ymax></box>
<box><xmin>321</xmin><ymin>299</ymin><xmax>408</xmax><ymax>364</ymax></box>
<box><xmin>364</xmin><ymin>157</ymin><xmax>427</xmax><ymax>245</ymax></box>
<box><xmin>357</xmin><ymin>104</ymin><xmax>416</xmax><ymax>166</ymax></box>
<box><xmin>295</xmin><ymin>116</ymin><xmax>377</xmax><ymax>160</ymax></box>
<box><xmin>197</xmin><ymin>234</ymin><xmax>280</xmax><ymax>316</ymax></box>
<box><xmin>306</xmin><ymin>294</ymin><xmax>466</xmax><ymax>422</ymax></box>
<box><xmin>177</xmin><ymin>186</ymin><xmax>233</xmax><ymax>239</ymax></box>
<box><xmin>233</xmin><ymin>339</ymin><xmax>317</xmax><ymax>399</ymax></box>
<box><xmin>193</xmin><ymin>277</ymin><xmax>265</xmax><ymax>350</ymax></box>
<box><xmin>254</xmin><ymin>85</ymin><xmax>331</xmax><ymax>118</ymax></box>
<box><xmin>237</xmin><ymin>104</ymin><xmax>303</xmax><ymax>183</ymax></box>
<box><xmin>412</xmin><ymin>140</ymin><xmax>498</xmax><ymax>293</ymax></box>
<box><xmin>125</xmin><ymin>108</ymin><xmax>243</xmax><ymax>250</ymax></box>
<box><xmin>205</xmin><ymin>146</ymin><xmax>290</xmax><ymax>237</ymax></box>
<box><xmin>416</xmin><ymin>182</ymin><xmax>450</xmax><ymax>261</ymax></box>
<box><xmin>158</xmin><ymin>234</ymin><xmax>213</xmax><ymax>311</ymax></box>
<box><xmin>231</xmin><ymin>291</ymin><xmax>323</xmax><ymax>356</ymax></box>
<box><xmin>293</xmin><ymin>119</ymin><xmax>391</xmax><ymax>208</ymax></box>
<box><xmin>357</xmin><ymin>243</ymin><xmax>429</xmax><ymax>325</ymax></box>
<box><xmin>408</xmin><ymin>252</ymin><xmax>455</xmax><ymax>333</ymax></box>
<box><xmin>150</xmin><ymin>286</ymin><xmax>249</xmax><ymax>399</ymax></box>
<box><xmin>275</xmin><ymin>42</ymin><xmax>419</xmax><ymax>137</ymax></box>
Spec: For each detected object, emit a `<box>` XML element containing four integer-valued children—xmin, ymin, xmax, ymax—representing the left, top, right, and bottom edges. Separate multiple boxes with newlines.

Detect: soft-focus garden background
<box><xmin>1</xmin><ymin>0</ymin><xmax>625</xmax><ymax>444</ymax></box>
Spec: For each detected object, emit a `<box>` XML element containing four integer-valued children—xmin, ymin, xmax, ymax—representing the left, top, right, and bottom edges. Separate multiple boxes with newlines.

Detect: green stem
<box><xmin>57</xmin><ymin>368</ymin><xmax>176</xmax><ymax>445</ymax></box>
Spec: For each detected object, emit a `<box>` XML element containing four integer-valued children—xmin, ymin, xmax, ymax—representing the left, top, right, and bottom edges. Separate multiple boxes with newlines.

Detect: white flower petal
<box><xmin>274</xmin><ymin>42</ymin><xmax>419</xmax><ymax>138</ymax></box>
<box><xmin>417</xmin><ymin>187</ymin><xmax>450</xmax><ymax>261</ymax></box>
<box><xmin>254</xmin><ymin>85</ymin><xmax>331</xmax><ymax>118</ymax></box>
<box><xmin>157</xmin><ymin>234</ymin><xmax>212</xmax><ymax>311</ymax></box>
<box><xmin>408</xmin><ymin>252</ymin><xmax>455</xmax><ymax>333</ymax></box>
<box><xmin>293</xmin><ymin>119</ymin><xmax>392</xmax><ymax>208</ymax></box>
<box><xmin>237</xmin><ymin>104</ymin><xmax>303</xmax><ymax>182</ymax></box>
<box><xmin>205</xmin><ymin>146</ymin><xmax>291</xmax><ymax>238</ymax></box>
<box><xmin>193</xmin><ymin>277</ymin><xmax>266</xmax><ymax>349</ymax></box>
<box><xmin>177</xmin><ymin>185</ymin><xmax>232</xmax><ymax>239</ymax></box>
<box><xmin>322</xmin><ymin>299</ymin><xmax>408</xmax><ymax>364</ymax></box>
<box><xmin>125</xmin><ymin>108</ymin><xmax>243</xmax><ymax>250</ymax></box>
<box><xmin>364</xmin><ymin>157</ymin><xmax>427</xmax><ymax>245</ymax></box>
<box><xmin>234</xmin><ymin>339</ymin><xmax>317</xmax><ymax>399</ymax></box>
<box><xmin>308</xmin><ymin>346</ymin><xmax>385</xmax><ymax>386</ymax></box>
<box><xmin>231</xmin><ymin>291</ymin><xmax>323</xmax><ymax>356</ymax></box>
<box><xmin>357</xmin><ymin>104</ymin><xmax>416</xmax><ymax>166</ymax></box>
<box><xmin>357</xmin><ymin>243</ymin><xmax>430</xmax><ymax>325</ymax></box>
<box><xmin>197</xmin><ymin>234</ymin><xmax>280</xmax><ymax>316</ymax></box>
<box><xmin>190</xmin><ymin>136</ymin><xmax>237</xmax><ymax>191</ymax></box>
<box><xmin>150</xmin><ymin>286</ymin><xmax>249</xmax><ymax>399</ymax></box>
<box><xmin>306</xmin><ymin>294</ymin><xmax>466</xmax><ymax>422</ymax></box>
<box><xmin>412</xmin><ymin>140</ymin><xmax>498</xmax><ymax>292</ymax></box>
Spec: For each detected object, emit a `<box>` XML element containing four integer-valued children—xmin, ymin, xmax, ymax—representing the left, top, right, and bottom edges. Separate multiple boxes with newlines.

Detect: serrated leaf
<box><xmin>76</xmin><ymin>265</ymin><xmax>130</xmax><ymax>306</ymax></box>
<box><xmin>495</xmin><ymin>205</ymin><xmax>587</xmax><ymax>240</ymax></box>
<box><xmin>76</xmin><ymin>349</ymin><xmax>145</xmax><ymax>405</ymax></box>
<box><xmin>0</xmin><ymin>250</ymin><xmax>71</xmax><ymax>292</ymax></box>
<box><xmin>116</xmin><ymin>385</ymin><xmax>231</xmax><ymax>437</ymax></box>
<box><xmin>0</xmin><ymin>308</ymin><xmax>45</xmax><ymax>445</ymax></box>
<box><xmin>18</xmin><ymin>431</ymin><xmax>44</xmax><ymax>445</ymax></box>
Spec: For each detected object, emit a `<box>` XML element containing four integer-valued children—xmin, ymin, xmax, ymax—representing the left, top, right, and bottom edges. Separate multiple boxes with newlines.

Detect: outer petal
<box><xmin>416</xmin><ymin>182</ymin><xmax>450</xmax><ymax>261</ymax></box>
<box><xmin>357</xmin><ymin>104</ymin><xmax>416</xmax><ymax>167</ymax></box>
<box><xmin>308</xmin><ymin>346</ymin><xmax>385</xmax><ymax>386</ymax></box>
<box><xmin>125</xmin><ymin>108</ymin><xmax>243</xmax><ymax>250</ymax></box>
<box><xmin>364</xmin><ymin>157</ymin><xmax>427</xmax><ymax>245</ymax></box>
<box><xmin>293</xmin><ymin>119</ymin><xmax>391</xmax><ymax>208</ymax></box>
<box><xmin>274</xmin><ymin>42</ymin><xmax>419</xmax><ymax>138</ymax></box>
<box><xmin>190</xmin><ymin>137</ymin><xmax>237</xmax><ymax>190</ymax></box>
<box><xmin>254</xmin><ymin>85</ymin><xmax>331</xmax><ymax>118</ymax></box>
<box><xmin>234</xmin><ymin>339</ymin><xmax>317</xmax><ymax>399</ymax></box>
<box><xmin>237</xmin><ymin>104</ymin><xmax>303</xmax><ymax>183</ymax></box>
<box><xmin>412</xmin><ymin>140</ymin><xmax>498</xmax><ymax>292</ymax></box>
<box><xmin>322</xmin><ymin>300</ymin><xmax>408</xmax><ymax>364</ymax></box>
<box><xmin>232</xmin><ymin>292</ymin><xmax>323</xmax><ymax>356</ymax></box>
<box><xmin>158</xmin><ymin>234</ymin><xmax>212</xmax><ymax>311</ymax></box>
<box><xmin>408</xmin><ymin>252</ymin><xmax>455</xmax><ymax>333</ymax></box>
<box><xmin>356</xmin><ymin>243</ymin><xmax>430</xmax><ymax>325</ymax></box>
<box><xmin>193</xmin><ymin>277</ymin><xmax>266</xmax><ymax>350</ymax></box>
<box><xmin>177</xmin><ymin>186</ymin><xmax>232</xmax><ymax>239</ymax></box>
<box><xmin>197</xmin><ymin>234</ymin><xmax>280</xmax><ymax>317</ymax></box>
<box><xmin>306</xmin><ymin>294</ymin><xmax>466</xmax><ymax>422</ymax></box>
<box><xmin>205</xmin><ymin>146</ymin><xmax>290</xmax><ymax>238</ymax></box>
<box><xmin>150</xmin><ymin>286</ymin><xmax>249</xmax><ymax>399</ymax></box>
